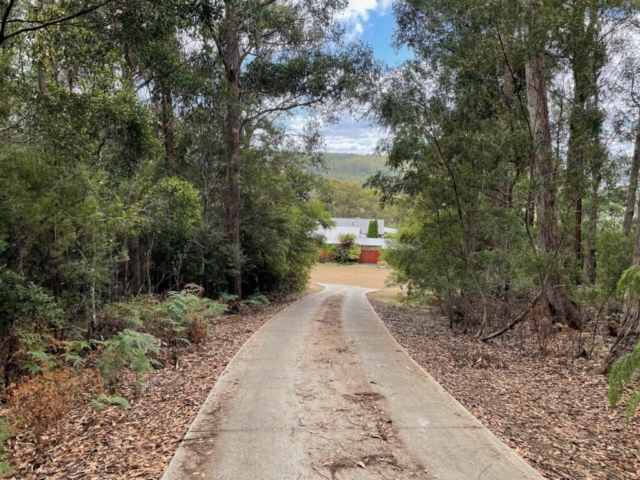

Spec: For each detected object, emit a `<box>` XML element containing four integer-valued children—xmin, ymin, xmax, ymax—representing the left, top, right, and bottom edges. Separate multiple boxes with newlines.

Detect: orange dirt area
<box><xmin>310</xmin><ymin>264</ymin><xmax>402</xmax><ymax>300</ymax></box>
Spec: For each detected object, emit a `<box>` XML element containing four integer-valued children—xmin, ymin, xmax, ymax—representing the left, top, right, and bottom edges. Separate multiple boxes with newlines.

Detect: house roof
<box><xmin>316</xmin><ymin>226</ymin><xmax>361</xmax><ymax>244</ymax></box>
<box><xmin>316</xmin><ymin>225</ymin><xmax>388</xmax><ymax>249</ymax></box>
<box><xmin>384</xmin><ymin>227</ymin><xmax>398</xmax><ymax>235</ymax></box>
<box><xmin>333</xmin><ymin>218</ymin><xmax>385</xmax><ymax>235</ymax></box>
<box><xmin>357</xmin><ymin>237</ymin><xmax>387</xmax><ymax>248</ymax></box>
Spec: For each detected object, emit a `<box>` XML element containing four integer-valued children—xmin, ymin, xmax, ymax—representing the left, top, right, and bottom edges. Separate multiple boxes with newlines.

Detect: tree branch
<box><xmin>1</xmin><ymin>0</ymin><xmax>112</xmax><ymax>46</ymax></box>
<box><xmin>481</xmin><ymin>290</ymin><xmax>543</xmax><ymax>342</ymax></box>
<box><xmin>0</xmin><ymin>0</ymin><xmax>17</xmax><ymax>44</ymax></box>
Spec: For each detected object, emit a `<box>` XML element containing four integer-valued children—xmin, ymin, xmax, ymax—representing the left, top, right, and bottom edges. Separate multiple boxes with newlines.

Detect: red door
<box><xmin>359</xmin><ymin>248</ymin><xmax>381</xmax><ymax>264</ymax></box>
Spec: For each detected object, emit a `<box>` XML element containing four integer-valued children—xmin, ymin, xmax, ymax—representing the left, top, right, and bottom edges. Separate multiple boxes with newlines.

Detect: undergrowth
<box><xmin>0</xmin><ymin>284</ymin><xmax>268</xmax><ymax>460</ymax></box>
<box><xmin>0</xmin><ymin>418</ymin><xmax>11</xmax><ymax>474</ymax></box>
<box><xmin>608</xmin><ymin>341</ymin><xmax>640</xmax><ymax>422</ymax></box>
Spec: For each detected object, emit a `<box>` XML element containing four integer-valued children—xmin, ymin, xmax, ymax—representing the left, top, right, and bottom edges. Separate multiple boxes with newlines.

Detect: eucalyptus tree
<box><xmin>0</xmin><ymin>0</ymin><xmax>113</xmax><ymax>48</ymax></box>
<box><xmin>523</xmin><ymin>0</ymin><xmax>584</xmax><ymax>326</ymax></box>
<box><xmin>196</xmin><ymin>0</ymin><xmax>377</xmax><ymax>296</ymax></box>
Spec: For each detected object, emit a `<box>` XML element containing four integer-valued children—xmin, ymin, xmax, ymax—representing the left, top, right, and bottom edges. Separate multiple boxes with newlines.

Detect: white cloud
<box><xmin>323</xmin><ymin>112</ymin><xmax>384</xmax><ymax>153</ymax></box>
<box><xmin>338</xmin><ymin>0</ymin><xmax>393</xmax><ymax>40</ymax></box>
<box><xmin>285</xmin><ymin>111</ymin><xmax>384</xmax><ymax>154</ymax></box>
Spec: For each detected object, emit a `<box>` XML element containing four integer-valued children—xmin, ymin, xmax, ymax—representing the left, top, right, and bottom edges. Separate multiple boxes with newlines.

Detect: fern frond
<box><xmin>609</xmin><ymin>341</ymin><xmax>640</xmax><ymax>422</ymax></box>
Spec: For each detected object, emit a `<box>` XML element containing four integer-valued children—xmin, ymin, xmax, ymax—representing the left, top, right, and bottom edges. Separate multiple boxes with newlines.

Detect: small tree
<box><xmin>336</xmin><ymin>233</ymin><xmax>361</xmax><ymax>264</ymax></box>
<box><xmin>367</xmin><ymin>220</ymin><xmax>379</xmax><ymax>238</ymax></box>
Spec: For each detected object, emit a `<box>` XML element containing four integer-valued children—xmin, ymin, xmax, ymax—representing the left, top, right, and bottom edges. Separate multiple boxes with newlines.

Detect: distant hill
<box><xmin>320</xmin><ymin>153</ymin><xmax>387</xmax><ymax>183</ymax></box>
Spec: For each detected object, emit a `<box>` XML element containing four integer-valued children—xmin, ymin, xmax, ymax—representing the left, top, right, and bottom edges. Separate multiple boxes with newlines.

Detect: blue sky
<box><xmin>322</xmin><ymin>1</ymin><xmax>410</xmax><ymax>154</ymax></box>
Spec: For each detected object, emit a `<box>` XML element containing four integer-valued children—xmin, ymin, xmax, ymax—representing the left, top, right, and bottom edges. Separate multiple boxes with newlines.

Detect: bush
<box><xmin>101</xmin><ymin>290</ymin><xmax>225</xmax><ymax>346</ymax></box>
<box><xmin>6</xmin><ymin>369</ymin><xmax>101</xmax><ymax>446</ymax></box>
<box><xmin>0</xmin><ymin>418</ymin><xmax>12</xmax><ymax>474</ymax></box>
<box><xmin>336</xmin><ymin>233</ymin><xmax>361</xmax><ymax>263</ymax></box>
<box><xmin>608</xmin><ymin>340</ymin><xmax>640</xmax><ymax>422</ymax></box>
<box><xmin>367</xmin><ymin>219</ymin><xmax>379</xmax><ymax>238</ymax></box>
<box><xmin>93</xmin><ymin>330</ymin><xmax>160</xmax><ymax>396</ymax></box>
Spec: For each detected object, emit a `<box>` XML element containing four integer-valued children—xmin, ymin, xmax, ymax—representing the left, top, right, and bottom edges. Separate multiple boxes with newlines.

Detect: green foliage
<box><xmin>0</xmin><ymin>418</ymin><xmax>12</xmax><ymax>475</ymax></box>
<box><xmin>608</xmin><ymin>341</ymin><xmax>640</xmax><ymax>422</ymax></box>
<box><xmin>105</xmin><ymin>292</ymin><xmax>225</xmax><ymax>345</ymax></box>
<box><xmin>596</xmin><ymin>227</ymin><xmax>634</xmax><ymax>299</ymax></box>
<box><xmin>93</xmin><ymin>330</ymin><xmax>160</xmax><ymax>395</ymax></box>
<box><xmin>320</xmin><ymin>153</ymin><xmax>388</xmax><ymax>183</ymax></box>
<box><xmin>245</xmin><ymin>293</ymin><xmax>270</xmax><ymax>307</ymax></box>
<box><xmin>334</xmin><ymin>233</ymin><xmax>361</xmax><ymax>264</ymax></box>
<box><xmin>91</xmin><ymin>394</ymin><xmax>131</xmax><ymax>411</ymax></box>
<box><xmin>367</xmin><ymin>220</ymin><xmax>379</xmax><ymax>238</ymax></box>
<box><xmin>617</xmin><ymin>266</ymin><xmax>640</xmax><ymax>300</ymax></box>
<box><xmin>317</xmin><ymin>178</ymin><xmax>404</xmax><ymax>227</ymax></box>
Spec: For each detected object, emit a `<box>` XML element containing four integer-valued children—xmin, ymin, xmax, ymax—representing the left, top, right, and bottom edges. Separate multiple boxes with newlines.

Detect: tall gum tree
<box><xmin>525</xmin><ymin>0</ymin><xmax>582</xmax><ymax>327</ymax></box>
<box><xmin>198</xmin><ymin>0</ymin><xmax>377</xmax><ymax>297</ymax></box>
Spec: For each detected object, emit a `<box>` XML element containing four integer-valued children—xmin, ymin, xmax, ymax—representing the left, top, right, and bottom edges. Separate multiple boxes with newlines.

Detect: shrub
<box><xmin>0</xmin><ymin>418</ymin><xmax>12</xmax><ymax>474</ymax></box>
<box><xmin>367</xmin><ymin>219</ymin><xmax>379</xmax><ymax>238</ymax></box>
<box><xmin>336</xmin><ymin>233</ymin><xmax>361</xmax><ymax>263</ymax></box>
<box><xmin>93</xmin><ymin>329</ymin><xmax>160</xmax><ymax>396</ymax></box>
<box><xmin>102</xmin><ymin>291</ymin><xmax>225</xmax><ymax>346</ymax></box>
<box><xmin>608</xmin><ymin>340</ymin><xmax>640</xmax><ymax>422</ymax></box>
<box><xmin>5</xmin><ymin>369</ymin><xmax>100</xmax><ymax>446</ymax></box>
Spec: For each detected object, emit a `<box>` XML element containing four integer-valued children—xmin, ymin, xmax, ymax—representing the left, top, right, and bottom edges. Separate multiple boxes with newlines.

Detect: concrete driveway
<box><xmin>161</xmin><ymin>284</ymin><xmax>543</xmax><ymax>480</ymax></box>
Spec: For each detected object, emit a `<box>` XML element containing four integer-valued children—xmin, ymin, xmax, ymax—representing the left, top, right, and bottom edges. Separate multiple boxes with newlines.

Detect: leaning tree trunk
<box><xmin>525</xmin><ymin>0</ymin><xmax>582</xmax><ymax>328</ymax></box>
<box><xmin>224</xmin><ymin>12</ymin><xmax>243</xmax><ymax>298</ymax></box>
<box><xmin>623</xmin><ymin>111</ymin><xmax>640</xmax><ymax>236</ymax></box>
<box><xmin>601</xmin><ymin>205</ymin><xmax>640</xmax><ymax>373</ymax></box>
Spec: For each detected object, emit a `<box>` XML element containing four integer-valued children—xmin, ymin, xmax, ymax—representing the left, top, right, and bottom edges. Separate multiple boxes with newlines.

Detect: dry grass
<box><xmin>310</xmin><ymin>263</ymin><xmax>400</xmax><ymax>293</ymax></box>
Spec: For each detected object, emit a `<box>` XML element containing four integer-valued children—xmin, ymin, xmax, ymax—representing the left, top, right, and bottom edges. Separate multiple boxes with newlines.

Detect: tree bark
<box><xmin>583</xmin><ymin>150</ymin><xmax>603</xmax><ymax>284</ymax></box>
<box><xmin>224</xmin><ymin>10</ymin><xmax>242</xmax><ymax>298</ymax></box>
<box><xmin>601</xmin><ymin>200</ymin><xmax>640</xmax><ymax>373</ymax></box>
<box><xmin>525</xmin><ymin>0</ymin><xmax>581</xmax><ymax>328</ymax></box>
<box><xmin>623</xmin><ymin>111</ymin><xmax>640</xmax><ymax>236</ymax></box>
<box><xmin>160</xmin><ymin>79</ymin><xmax>176</xmax><ymax>176</ymax></box>
<box><xmin>128</xmin><ymin>236</ymin><xmax>141</xmax><ymax>294</ymax></box>
<box><xmin>37</xmin><ymin>65</ymin><xmax>47</xmax><ymax>91</ymax></box>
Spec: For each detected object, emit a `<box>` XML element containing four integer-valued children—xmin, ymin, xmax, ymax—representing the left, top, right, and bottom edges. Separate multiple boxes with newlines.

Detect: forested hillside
<box><xmin>315</xmin><ymin>153</ymin><xmax>404</xmax><ymax>227</ymax></box>
<box><xmin>322</xmin><ymin>153</ymin><xmax>387</xmax><ymax>183</ymax></box>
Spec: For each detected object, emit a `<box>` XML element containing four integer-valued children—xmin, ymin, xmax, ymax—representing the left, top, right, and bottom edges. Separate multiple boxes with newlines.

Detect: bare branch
<box><xmin>480</xmin><ymin>290</ymin><xmax>544</xmax><ymax>342</ymax></box>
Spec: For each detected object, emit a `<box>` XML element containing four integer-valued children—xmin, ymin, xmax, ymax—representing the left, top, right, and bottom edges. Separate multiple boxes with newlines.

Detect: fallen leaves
<box><xmin>4</xmin><ymin>298</ymin><xmax>300</xmax><ymax>480</ymax></box>
<box><xmin>371</xmin><ymin>299</ymin><xmax>640</xmax><ymax>480</ymax></box>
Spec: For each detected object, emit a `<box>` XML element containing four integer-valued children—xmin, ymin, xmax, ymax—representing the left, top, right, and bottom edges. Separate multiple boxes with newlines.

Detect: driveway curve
<box><xmin>162</xmin><ymin>284</ymin><xmax>543</xmax><ymax>480</ymax></box>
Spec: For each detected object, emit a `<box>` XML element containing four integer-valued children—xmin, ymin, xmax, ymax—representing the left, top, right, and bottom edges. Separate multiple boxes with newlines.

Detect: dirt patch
<box><xmin>5</xmin><ymin>298</ymin><xmax>301</xmax><ymax>480</ymax></box>
<box><xmin>294</xmin><ymin>295</ymin><xmax>426</xmax><ymax>479</ymax></box>
<box><xmin>370</xmin><ymin>299</ymin><xmax>640</xmax><ymax>480</ymax></box>
<box><xmin>310</xmin><ymin>264</ymin><xmax>402</xmax><ymax>298</ymax></box>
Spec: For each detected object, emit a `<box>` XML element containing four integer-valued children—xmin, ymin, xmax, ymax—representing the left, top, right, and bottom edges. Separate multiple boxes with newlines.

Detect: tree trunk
<box><xmin>37</xmin><ymin>63</ymin><xmax>47</xmax><ymax>91</ymax></box>
<box><xmin>160</xmin><ymin>79</ymin><xmax>176</xmax><ymax>176</ymax></box>
<box><xmin>128</xmin><ymin>236</ymin><xmax>141</xmax><ymax>295</ymax></box>
<box><xmin>566</xmin><ymin>1</ymin><xmax>588</xmax><ymax>266</ymax></box>
<box><xmin>525</xmin><ymin>0</ymin><xmax>581</xmax><ymax>328</ymax></box>
<box><xmin>225</xmin><ymin>12</ymin><xmax>242</xmax><ymax>298</ymax></box>
<box><xmin>583</xmin><ymin>170</ymin><xmax>601</xmax><ymax>284</ymax></box>
<box><xmin>623</xmin><ymin>111</ymin><xmax>640</xmax><ymax>236</ymax></box>
<box><xmin>567</xmin><ymin>106</ymin><xmax>585</xmax><ymax>265</ymax></box>
<box><xmin>601</xmin><ymin>202</ymin><xmax>640</xmax><ymax>373</ymax></box>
